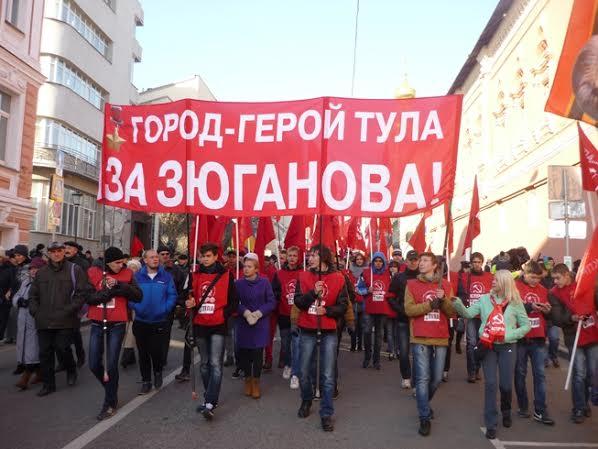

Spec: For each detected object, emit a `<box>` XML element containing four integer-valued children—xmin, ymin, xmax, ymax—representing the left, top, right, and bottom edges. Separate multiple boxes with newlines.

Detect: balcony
<box><xmin>33</xmin><ymin>144</ymin><xmax>100</xmax><ymax>181</ymax></box>
<box><xmin>130</xmin><ymin>83</ymin><xmax>140</xmax><ymax>104</ymax></box>
<box><xmin>132</xmin><ymin>38</ymin><xmax>142</xmax><ymax>62</ymax></box>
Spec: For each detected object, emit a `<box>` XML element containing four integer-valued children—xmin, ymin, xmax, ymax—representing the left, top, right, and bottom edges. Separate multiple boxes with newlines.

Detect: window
<box><xmin>59</xmin><ymin>187</ymin><xmax>97</xmax><ymax>239</ymax></box>
<box><xmin>46</xmin><ymin>0</ymin><xmax>111</xmax><ymax>58</ymax></box>
<box><xmin>31</xmin><ymin>180</ymin><xmax>50</xmax><ymax>232</ymax></box>
<box><xmin>35</xmin><ymin>118</ymin><xmax>100</xmax><ymax>164</ymax></box>
<box><xmin>40</xmin><ymin>55</ymin><xmax>106</xmax><ymax>109</ymax></box>
<box><xmin>0</xmin><ymin>91</ymin><xmax>10</xmax><ymax>163</ymax></box>
<box><xmin>5</xmin><ymin>0</ymin><xmax>20</xmax><ymax>26</ymax></box>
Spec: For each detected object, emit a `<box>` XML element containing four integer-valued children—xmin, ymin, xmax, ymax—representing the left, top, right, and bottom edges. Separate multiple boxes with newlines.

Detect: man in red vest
<box><xmin>549</xmin><ymin>263</ymin><xmax>598</xmax><ymax>424</ymax></box>
<box><xmin>457</xmin><ymin>252</ymin><xmax>494</xmax><ymax>383</ymax></box>
<box><xmin>294</xmin><ymin>244</ymin><xmax>348</xmax><ymax>432</ymax></box>
<box><xmin>405</xmin><ymin>252</ymin><xmax>455</xmax><ymax>437</ymax></box>
<box><xmin>514</xmin><ymin>260</ymin><xmax>555</xmax><ymax>425</ymax></box>
<box><xmin>87</xmin><ymin>246</ymin><xmax>142</xmax><ymax>420</ymax></box>
<box><xmin>185</xmin><ymin>243</ymin><xmax>238</xmax><ymax>420</ymax></box>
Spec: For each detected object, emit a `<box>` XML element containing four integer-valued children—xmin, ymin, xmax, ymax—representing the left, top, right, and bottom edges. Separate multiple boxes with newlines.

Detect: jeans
<box><xmin>482</xmin><ymin>343</ymin><xmax>515</xmax><ymax>431</ymax></box>
<box><xmin>363</xmin><ymin>314</ymin><xmax>386</xmax><ymax>366</ymax></box>
<box><xmin>466</xmin><ymin>318</ymin><xmax>482</xmax><ymax>376</ymax></box>
<box><xmin>299</xmin><ymin>331</ymin><xmax>337</xmax><ymax>417</ymax></box>
<box><xmin>133</xmin><ymin>320</ymin><xmax>167</xmax><ymax>382</ymax></box>
<box><xmin>195</xmin><ymin>330</ymin><xmax>225</xmax><ymax>405</ymax></box>
<box><xmin>397</xmin><ymin>321</ymin><xmax>411</xmax><ymax>379</ymax></box>
<box><xmin>225</xmin><ymin>316</ymin><xmax>236</xmax><ymax>362</ymax></box>
<box><xmin>351</xmin><ymin>302</ymin><xmax>364</xmax><ymax>350</ymax></box>
<box><xmin>279</xmin><ymin>316</ymin><xmax>292</xmax><ymax>367</ymax></box>
<box><xmin>515</xmin><ymin>340</ymin><xmax>548</xmax><ymax>414</ymax></box>
<box><xmin>568</xmin><ymin>343</ymin><xmax>598</xmax><ymax>413</ymax></box>
<box><xmin>89</xmin><ymin>322</ymin><xmax>126</xmax><ymax>407</ymax></box>
<box><xmin>546</xmin><ymin>325</ymin><xmax>560</xmax><ymax>362</ymax></box>
<box><xmin>291</xmin><ymin>327</ymin><xmax>301</xmax><ymax>376</ymax></box>
<box><xmin>385</xmin><ymin>318</ymin><xmax>398</xmax><ymax>355</ymax></box>
<box><xmin>238</xmin><ymin>347</ymin><xmax>263</xmax><ymax>378</ymax></box>
<box><xmin>412</xmin><ymin>343</ymin><xmax>447</xmax><ymax>420</ymax></box>
<box><xmin>37</xmin><ymin>328</ymin><xmax>76</xmax><ymax>388</ymax></box>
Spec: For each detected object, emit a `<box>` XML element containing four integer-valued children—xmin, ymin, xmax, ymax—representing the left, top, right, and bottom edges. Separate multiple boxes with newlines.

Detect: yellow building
<box><xmin>426</xmin><ymin>0</ymin><xmax>598</xmax><ymax>267</ymax></box>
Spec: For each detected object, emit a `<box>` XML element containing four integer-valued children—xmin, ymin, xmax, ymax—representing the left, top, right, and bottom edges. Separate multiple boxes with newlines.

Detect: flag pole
<box><xmin>192</xmin><ymin>215</ymin><xmax>199</xmax><ymax>272</ymax></box>
<box><xmin>368</xmin><ymin>218</ymin><xmax>373</xmax><ymax>280</ymax></box>
<box><xmin>565</xmin><ymin>320</ymin><xmax>583</xmax><ymax>390</ymax></box>
<box><xmin>235</xmin><ymin>218</ymin><xmax>240</xmax><ymax>280</ymax></box>
<box><xmin>586</xmin><ymin>191</ymin><xmax>596</xmax><ymax>231</ymax></box>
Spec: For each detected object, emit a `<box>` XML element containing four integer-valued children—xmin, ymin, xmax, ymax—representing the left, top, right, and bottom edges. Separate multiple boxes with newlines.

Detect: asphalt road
<box><xmin>1</xmin><ymin>325</ymin><xmax>596</xmax><ymax>449</ymax></box>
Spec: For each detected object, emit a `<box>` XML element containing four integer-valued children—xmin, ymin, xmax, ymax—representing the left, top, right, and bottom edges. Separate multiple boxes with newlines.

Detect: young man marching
<box><xmin>405</xmin><ymin>252</ymin><xmax>455</xmax><ymax>436</ymax></box>
<box><xmin>185</xmin><ymin>243</ymin><xmax>238</xmax><ymax>420</ymax></box>
<box><xmin>514</xmin><ymin>261</ymin><xmax>555</xmax><ymax>425</ymax></box>
<box><xmin>294</xmin><ymin>244</ymin><xmax>348</xmax><ymax>432</ymax></box>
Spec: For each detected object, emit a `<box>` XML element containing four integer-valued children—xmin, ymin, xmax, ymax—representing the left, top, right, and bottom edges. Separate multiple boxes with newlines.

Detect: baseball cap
<box><xmin>392</xmin><ymin>249</ymin><xmax>402</xmax><ymax>256</ymax></box>
<box><xmin>243</xmin><ymin>252</ymin><xmax>259</xmax><ymax>262</ymax></box>
<box><xmin>48</xmin><ymin>241</ymin><xmax>65</xmax><ymax>251</ymax></box>
<box><xmin>406</xmin><ymin>250</ymin><xmax>418</xmax><ymax>260</ymax></box>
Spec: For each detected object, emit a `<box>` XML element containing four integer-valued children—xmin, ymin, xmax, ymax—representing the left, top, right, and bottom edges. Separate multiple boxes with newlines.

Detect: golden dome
<box><xmin>394</xmin><ymin>73</ymin><xmax>416</xmax><ymax>99</ymax></box>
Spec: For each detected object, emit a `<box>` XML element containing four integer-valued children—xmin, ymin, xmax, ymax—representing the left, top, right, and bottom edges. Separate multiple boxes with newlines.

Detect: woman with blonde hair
<box><xmin>452</xmin><ymin>270</ymin><xmax>531</xmax><ymax>440</ymax></box>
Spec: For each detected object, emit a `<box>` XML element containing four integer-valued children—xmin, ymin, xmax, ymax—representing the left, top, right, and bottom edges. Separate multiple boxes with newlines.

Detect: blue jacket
<box><xmin>371</xmin><ymin>251</ymin><xmax>387</xmax><ymax>275</ymax></box>
<box><xmin>131</xmin><ymin>266</ymin><xmax>177</xmax><ymax>324</ymax></box>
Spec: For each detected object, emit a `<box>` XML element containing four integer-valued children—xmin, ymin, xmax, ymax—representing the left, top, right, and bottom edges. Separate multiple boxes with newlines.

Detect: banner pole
<box><xmin>235</xmin><ymin>218</ymin><xmax>240</xmax><ymax>280</ymax></box>
<box><xmin>368</xmin><ymin>219</ymin><xmax>373</xmax><ymax>280</ymax></box>
<box><xmin>275</xmin><ymin>218</ymin><xmax>281</xmax><ymax>270</ymax></box>
<box><xmin>345</xmin><ymin>246</ymin><xmax>350</xmax><ymax>270</ymax></box>
<box><xmin>192</xmin><ymin>215</ymin><xmax>200</xmax><ymax>272</ymax></box>
<box><xmin>565</xmin><ymin>320</ymin><xmax>583</xmax><ymax>390</ymax></box>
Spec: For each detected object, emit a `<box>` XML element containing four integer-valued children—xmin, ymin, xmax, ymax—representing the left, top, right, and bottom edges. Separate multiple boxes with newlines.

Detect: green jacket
<box><xmin>453</xmin><ymin>294</ymin><xmax>530</xmax><ymax>344</ymax></box>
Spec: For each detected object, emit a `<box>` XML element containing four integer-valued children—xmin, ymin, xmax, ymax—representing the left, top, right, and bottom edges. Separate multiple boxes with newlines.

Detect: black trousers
<box><xmin>38</xmin><ymin>328</ymin><xmax>76</xmax><ymax>388</ymax></box>
<box><xmin>72</xmin><ymin>327</ymin><xmax>85</xmax><ymax>360</ymax></box>
<box><xmin>133</xmin><ymin>321</ymin><xmax>167</xmax><ymax>382</ymax></box>
<box><xmin>0</xmin><ymin>300</ymin><xmax>12</xmax><ymax>340</ymax></box>
<box><xmin>238</xmin><ymin>348</ymin><xmax>264</xmax><ymax>378</ymax></box>
<box><xmin>162</xmin><ymin>316</ymin><xmax>174</xmax><ymax>366</ymax></box>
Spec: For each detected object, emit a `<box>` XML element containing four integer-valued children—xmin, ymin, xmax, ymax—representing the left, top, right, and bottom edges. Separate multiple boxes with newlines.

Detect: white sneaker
<box><xmin>290</xmin><ymin>375</ymin><xmax>299</xmax><ymax>389</ymax></box>
<box><xmin>401</xmin><ymin>378</ymin><xmax>411</xmax><ymax>389</ymax></box>
<box><xmin>282</xmin><ymin>366</ymin><xmax>292</xmax><ymax>380</ymax></box>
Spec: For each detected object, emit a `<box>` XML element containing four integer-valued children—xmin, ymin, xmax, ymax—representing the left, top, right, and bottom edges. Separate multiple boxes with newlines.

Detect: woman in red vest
<box><xmin>294</xmin><ymin>244</ymin><xmax>348</xmax><ymax>432</ymax></box>
<box><xmin>87</xmin><ymin>246</ymin><xmax>142</xmax><ymax>420</ymax></box>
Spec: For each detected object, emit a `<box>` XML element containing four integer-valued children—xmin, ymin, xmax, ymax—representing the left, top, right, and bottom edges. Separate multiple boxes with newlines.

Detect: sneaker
<box><xmin>321</xmin><ymin>416</ymin><xmax>334</xmax><ymax>432</ymax></box>
<box><xmin>282</xmin><ymin>366</ymin><xmax>292</xmax><ymax>380</ymax></box>
<box><xmin>485</xmin><ymin>428</ymin><xmax>496</xmax><ymax>439</ymax></box>
<box><xmin>196</xmin><ymin>403</ymin><xmax>206</xmax><ymax>414</ymax></box>
<box><xmin>533</xmin><ymin>411</ymin><xmax>555</xmax><ymax>426</ymax></box>
<box><xmin>362</xmin><ymin>360</ymin><xmax>370</xmax><ymax>369</ymax></box>
<box><xmin>36</xmin><ymin>385</ymin><xmax>56</xmax><ymax>397</ymax></box>
<box><xmin>202</xmin><ymin>403</ymin><xmax>215</xmax><ymax>421</ymax></box>
<box><xmin>467</xmin><ymin>374</ymin><xmax>476</xmax><ymax>383</ymax></box>
<box><xmin>502</xmin><ymin>415</ymin><xmax>512</xmax><ymax>428</ymax></box>
<box><xmin>442</xmin><ymin>371</ymin><xmax>448</xmax><ymax>382</ymax></box>
<box><xmin>154</xmin><ymin>371</ymin><xmax>163</xmax><ymax>389</ymax></box>
<box><xmin>175</xmin><ymin>370</ymin><xmax>190</xmax><ymax>382</ymax></box>
<box><xmin>418</xmin><ymin>419</ymin><xmax>431</xmax><ymax>436</ymax></box>
<box><xmin>223</xmin><ymin>356</ymin><xmax>234</xmax><ymax>367</ymax></box>
<box><xmin>401</xmin><ymin>379</ymin><xmax>411</xmax><ymax>389</ymax></box>
<box><xmin>517</xmin><ymin>409</ymin><xmax>530</xmax><ymax>418</ymax></box>
<box><xmin>97</xmin><ymin>405</ymin><xmax>116</xmax><ymax>421</ymax></box>
<box><xmin>290</xmin><ymin>375</ymin><xmax>299</xmax><ymax>390</ymax></box>
<box><xmin>138</xmin><ymin>382</ymin><xmax>152</xmax><ymax>395</ymax></box>
<box><xmin>571</xmin><ymin>409</ymin><xmax>585</xmax><ymax>424</ymax></box>
<box><xmin>232</xmin><ymin>368</ymin><xmax>243</xmax><ymax>379</ymax></box>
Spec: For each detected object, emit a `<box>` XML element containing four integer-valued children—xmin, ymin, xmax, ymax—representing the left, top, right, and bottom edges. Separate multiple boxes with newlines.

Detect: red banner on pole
<box><xmin>98</xmin><ymin>96</ymin><xmax>462</xmax><ymax>217</ymax></box>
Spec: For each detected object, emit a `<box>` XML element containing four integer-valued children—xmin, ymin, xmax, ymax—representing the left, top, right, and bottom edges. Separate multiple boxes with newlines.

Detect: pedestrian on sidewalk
<box><xmin>87</xmin><ymin>247</ymin><xmax>142</xmax><ymax>420</ymax></box>
<box><xmin>186</xmin><ymin>242</ymin><xmax>238</xmax><ymax>420</ymax></box>
<box><xmin>28</xmin><ymin>242</ymin><xmax>88</xmax><ymax>396</ymax></box>
<box><xmin>405</xmin><ymin>252</ymin><xmax>455</xmax><ymax>437</ymax></box>
<box><xmin>131</xmin><ymin>249</ymin><xmax>177</xmax><ymax>395</ymax></box>
<box><xmin>235</xmin><ymin>253</ymin><xmax>276</xmax><ymax>399</ymax></box>
<box><xmin>14</xmin><ymin>257</ymin><xmax>45</xmax><ymax>390</ymax></box>
<box><xmin>452</xmin><ymin>270</ymin><xmax>530</xmax><ymax>440</ymax></box>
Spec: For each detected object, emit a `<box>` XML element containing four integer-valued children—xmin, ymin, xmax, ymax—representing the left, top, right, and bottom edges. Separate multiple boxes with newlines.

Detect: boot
<box><xmin>251</xmin><ymin>377</ymin><xmax>261</xmax><ymax>399</ymax></box>
<box><xmin>15</xmin><ymin>371</ymin><xmax>32</xmax><ymax>390</ymax></box>
<box><xmin>244</xmin><ymin>377</ymin><xmax>253</xmax><ymax>396</ymax></box>
<box><xmin>30</xmin><ymin>369</ymin><xmax>41</xmax><ymax>385</ymax></box>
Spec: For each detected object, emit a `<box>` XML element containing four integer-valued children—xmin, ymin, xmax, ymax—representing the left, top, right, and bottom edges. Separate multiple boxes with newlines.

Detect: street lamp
<box><xmin>72</xmin><ymin>192</ymin><xmax>83</xmax><ymax>243</ymax></box>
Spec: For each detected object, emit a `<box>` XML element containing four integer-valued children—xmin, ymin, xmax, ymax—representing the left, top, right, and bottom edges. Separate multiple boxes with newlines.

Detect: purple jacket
<box><xmin>235</xmin><ymin>275</ymin><xmax>277</xmax><ymax>349</ymax></box>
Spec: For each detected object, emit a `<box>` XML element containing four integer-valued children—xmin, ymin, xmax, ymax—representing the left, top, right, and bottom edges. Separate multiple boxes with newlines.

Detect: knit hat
<box><xmin>29</xmin><ymin>257</ymin><xmax>47</xmax><ymax>269</ymax></box>
<box><xmin>63</xmin><ymin>241</ymin><xmax>78</xmax><ymax>249</ymax></box>
<box><xmin>243</xmin><ymin>252</ymin><xmax>259</xmax><ymax>262</ymax></box>
<box><xmin>13</xmin><ymin>244</ymin><xmax>29</xmax><ymax>258</ymax></box>
<box><xmin>105</xmin><ymin>246</ymin><xmax>125</xmax><ymax>264</ymax></box>
<box><xmin>157</xmin><ymin>244</ymin><xmax>170</xmax><ymax>254</ymax></box>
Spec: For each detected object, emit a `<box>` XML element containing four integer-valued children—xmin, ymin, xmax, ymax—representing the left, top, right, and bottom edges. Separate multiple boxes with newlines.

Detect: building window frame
<box><xmin>5</xmin><ymin>0</ymin><xmax>21</xmax><ymax>29</ymax></box>
<box><xmin>59</xmin><ymin>187</ymin><xmax>97</xmax><ymax>240</ymax></box>
<box><xmin>0</xmin><ymin>91</ymin><xmax>11</xmax><ymax>165</ymax></box>
<box><xmin>35</xmin><ymin>118</ymin><xmax>100</xmax><ymax>165</ymax></box>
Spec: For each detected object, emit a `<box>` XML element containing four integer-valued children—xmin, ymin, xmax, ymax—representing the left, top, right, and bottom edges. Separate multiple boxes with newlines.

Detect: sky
<box><xmin>134</xmin><ymin>0</ymin><xmax>499</xmax><ymax>102</ymax></box>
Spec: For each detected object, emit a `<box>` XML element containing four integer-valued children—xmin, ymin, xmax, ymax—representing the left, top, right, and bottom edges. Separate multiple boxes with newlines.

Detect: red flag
<box><xmin>254</xmin><ymin>217</ymin><xmax>275</xmax><ymax>264</ymax></box>
<box><xmin>462</xmin><ymin>176</ymin><xmax>481</xmax><ymax>255</ymax></box>
<box><xmin>284</xmin><ymin>215</ymin><xmax>307</xmax><ymax>253</ymax></box>
<box><xmin>131</xmin><ymin>235</ymin><xmax>144</xmax><ymax>257</ymax></box>
<box><xmin>346</xmin><ymin>217</ymin><xmax>366</xmax><ymax>252</ymax></box>
<box><xmin>574</xmin><ymin>224</ymin><xmax>598</xmax><ymax>315</ymax></box>
<box><xmin>379</xmin><ymin>218</ymin><xmax>392</xmax><ymax>256</ymax></box>
<box><xmin>233</xmin><ymin>217</ymin><xmax>254</xmax><ymax>251</ymax></box>
<box><xmin>579</xmin><ymin>123</ymin><xmax>598</xmax><ymax>192</ymax></box>
<box><xmin>209</xmin><ymin>216</ymin><xmax>230</xmax><ymax>247</ymax></box>
<box><xmin>190</xmin><ymin>215</ymin><xmax>216</xmax><ymax>257</ymax></box>
<box><xmin>444</xmin><ymin>202</ymin><xmax>454</xmax><ymax>255</ymax></box>
<box><xmin>409</xmin><ymin>211</ymin><xmax>431</xmax><ymax>253</ymax></box>
<box><xmin>312</xmin><ymin>215</ymin><xmax>337</xmax><ymax>250</ymax></box>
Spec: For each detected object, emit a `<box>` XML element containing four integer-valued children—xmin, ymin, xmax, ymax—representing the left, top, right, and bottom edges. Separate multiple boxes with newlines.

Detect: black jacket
<box><xmin>28</xmin><ymin>260</ymin><xmax>89</xmax><ymax>329</ymax></box>
<box><xmin>388</xmin><ymin>268</ymin><xmax>419</xmax><ymax>322</ymax></box>
<box><xmin>0</xmin><ymin>262</ymin><xmax>15</xmax><ymax>303</ymax></box>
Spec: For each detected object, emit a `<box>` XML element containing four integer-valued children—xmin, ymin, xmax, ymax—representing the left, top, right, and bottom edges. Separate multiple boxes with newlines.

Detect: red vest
<box><xmin>87</xmin><ymin>267</ymin><xmax>134</xmax><ymax>322</ymax></box>
<box><xmin>346</xmin><ymin>270</ymin><xmax>365</xmax><ymax>303</ymax></box>
<box><xmin>551</xmin><ymin>282</ymin><xmax>598</xmax><ymax>347</ymax></box>
<box><xmin>297</xmin><ymin>271</ymin><xmax>344</xmax><ymax>331</ymax></box>
<box><xmin>192</xmin><ymin>271</ymin><xmax>230</xmax><ymax>327</ymax></box>
<box><xmin>277</xmin><ymin>268</ymin><xmax>300</xmax><ymax>316</ymax></box>
<box><xmin>516</xmin><ymin>280</ymin><xmax>548</xmax><ymax>339</ymax></box>
<box><xmin>363</xmin><ymin>270</ymin><xmax>393</xmax><ymax>315</ymax></box>
<box><xmin>408</xmin><ymin>278</ymin><xmax>451</xmax><ymax>339</ymax></box>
